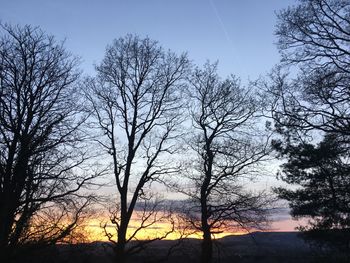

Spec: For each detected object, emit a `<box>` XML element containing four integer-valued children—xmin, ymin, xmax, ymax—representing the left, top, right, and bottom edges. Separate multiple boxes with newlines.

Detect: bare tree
<box><xmin>0</xmin><ymin>24</ymin><xmax>97</xmax><ymax>261</ymax></box>
<box><xmin>270</xmin><ymin>0</ymin><xmax>350</xmax><ymax>136</ymax></box>
<box><xmin>86</xmin><ymin>34</ymin><xmax>189</xmax><ymax>262</ymax></box>
<box><xmin>184</xmin><ymin>62</ymin><xmax>272</xmax><ymax>263</ymax></box>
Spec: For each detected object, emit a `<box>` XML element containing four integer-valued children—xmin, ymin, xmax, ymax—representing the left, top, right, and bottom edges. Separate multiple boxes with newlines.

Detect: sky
<box><xmin>0</xmin><ymin>0</ymin><xmax>301</xmax><ymax>235</ymax></box>
<box><xmin>1</xmin><ymin>0</ymin><xmax>296</xmax><ymax>79</ymax></box>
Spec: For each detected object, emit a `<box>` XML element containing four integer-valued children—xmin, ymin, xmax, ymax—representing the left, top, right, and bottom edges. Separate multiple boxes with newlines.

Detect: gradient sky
<box><xmin>1</xmin><ymin>0</ymin><xmax>296</xmax><ymax>79</ymax></box>
<box><xmin>0</xmin><ymin>0</ymin><xmax>300</xmax><ymax>233</ymax></box>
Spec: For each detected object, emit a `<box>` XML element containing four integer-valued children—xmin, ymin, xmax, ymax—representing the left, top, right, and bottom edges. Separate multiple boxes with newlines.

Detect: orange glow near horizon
<box><xmin>75</xmin><ymin>209</ymin><xmax>302</xmax><ymax>242</ymax></box>
<box><xmin>82</xmin><ymin>219</ymin><xmax>248</xmax><ymax>242</ymax></box>
<box><xmin>80</xmin><ymin>217</ymin><xmax>301</xmax><ymax>242</ymax></box>
<box><xmin>79</xmin><ymin>217</ymin><xmax>301</xmax><ymax>242</ymax></box>
<box><xmin>82</xmin><ymin>218</ymin><xmax>193</xmax><ymax>241</ymax></box>
<box><xmin>79</xmin><ymin>213</ymin><xmax>264</xmax><ymax>242</ymax></box>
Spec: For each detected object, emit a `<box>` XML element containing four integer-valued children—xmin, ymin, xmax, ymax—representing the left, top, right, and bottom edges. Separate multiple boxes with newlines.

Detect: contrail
<box><xmin>208</xmin><ymin>0</ymin><xmax>235</xmax><ymax>55</ymax></box>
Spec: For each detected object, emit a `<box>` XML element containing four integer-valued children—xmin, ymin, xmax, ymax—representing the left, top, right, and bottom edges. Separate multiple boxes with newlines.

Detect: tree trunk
<box><xmin>115</xmin><ymin>225</ymin><xmax>127</xmax><ymax>263</ymax></box>
<box><xmin>201</xmin><ymin>229</ymin><xmax>213</xmax><ymax>263</ymax></box>
<box><xmin>115</xmin><ymin>240</ymin><xmax>126</xmax><ymax>263</ymax></box>
<box><xmin>200</xmin><ymin>143</ymin><xmax>213</xmax><ymax>263</ymax></box>
<box><xmin>0</xmin><ymin>202</ymin><xmax>15</xmax><ymax>262</ymax></box>
<box><xmin>115</xmin><ymin>203</ymin><xmax>130</xmax><ymax>263</ymax></box>
<box><xmin>0</xmin><ymin>242</ymin><xmax>12</xmax><ymax>263</ymax></box>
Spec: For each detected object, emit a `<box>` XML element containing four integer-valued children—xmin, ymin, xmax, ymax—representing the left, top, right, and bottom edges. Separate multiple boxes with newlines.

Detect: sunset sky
<box><xmin>82</xmin><ymin>210</ymin><xmax>303</xmax><ymax>242</ymax></box>
<box><xmin>1</xmin><ymin>0</ymin><xmax>300</xmax><ymax>239</ymax></box>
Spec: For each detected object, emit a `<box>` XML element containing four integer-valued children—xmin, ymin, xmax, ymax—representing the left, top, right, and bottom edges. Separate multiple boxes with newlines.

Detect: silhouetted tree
<box><xmin>185</xmin><ymin>62</ymin><xmax>272</xmax><ymax>263</ymax></box>
<box><xmin>271</xmin><ymin>0</ymin><xmax>350</xmax><ymax>135</ymax></box>
<box><xmin>274</xmin><ymin>134</ymin><xmax>350</xmax><ymax>252</ymax></box>
<box><xmin>267</xmin><ymin>0</ymin><xmax>350</xmax><ymax>253</ymax></box>
<box><xmin>0</xmin><ymin>24</ymin><xmax>96</xmax><ymax>262</ymax></box>
<box><xmin>86</xmin><ymin>34</ymin><xmax>189</xmax><ymax>262</ymax></box>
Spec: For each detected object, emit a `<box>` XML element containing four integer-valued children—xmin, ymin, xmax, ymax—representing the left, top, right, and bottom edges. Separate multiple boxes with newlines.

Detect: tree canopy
<box><xmin>269</xmin><ymin>0</ymin><xmax>350</xmax><ymax>252</ymax></box>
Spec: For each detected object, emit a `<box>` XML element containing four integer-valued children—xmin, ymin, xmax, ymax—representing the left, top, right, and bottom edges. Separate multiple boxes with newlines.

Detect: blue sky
<box><xmin>1</xmin><ymin>0</ymin><xmax>296</xmax><ymax>79</ymax></box>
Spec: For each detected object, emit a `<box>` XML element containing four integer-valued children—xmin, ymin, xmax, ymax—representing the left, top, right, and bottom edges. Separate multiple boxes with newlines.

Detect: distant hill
<box><xmin>14</xmin><ymin>232</ymin><xmax>346</xmax><ymax>263</ymax></box>
<box><xmin>220</xmin><ymin>231</ymin><xmax>309</xmax><ymax>251</ymax></box>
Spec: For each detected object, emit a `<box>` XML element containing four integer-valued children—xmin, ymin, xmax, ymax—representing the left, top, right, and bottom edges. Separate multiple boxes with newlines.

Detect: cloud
<box><xmin>270</xmin><ymin>207</ymin><xmax>292</xmax><ymax>221</ymax></box>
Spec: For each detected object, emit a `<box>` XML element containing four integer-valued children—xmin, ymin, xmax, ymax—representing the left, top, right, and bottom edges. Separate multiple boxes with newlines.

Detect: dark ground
<box><xmin>14</xmin><ymin>232</ymin><xmax>350</xmax><ymax>263</ymax></box>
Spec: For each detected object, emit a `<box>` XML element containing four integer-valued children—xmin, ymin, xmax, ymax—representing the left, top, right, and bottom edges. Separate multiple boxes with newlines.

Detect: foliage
<box><xmin>274</xmin><ymin>134</ymin><xmax>350</xmax><ymax>250</ymax></box>
<box><xmin>269</xmin><ymin>0</ymin><xmax>350</xmax><ymax>252</ymax></box>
